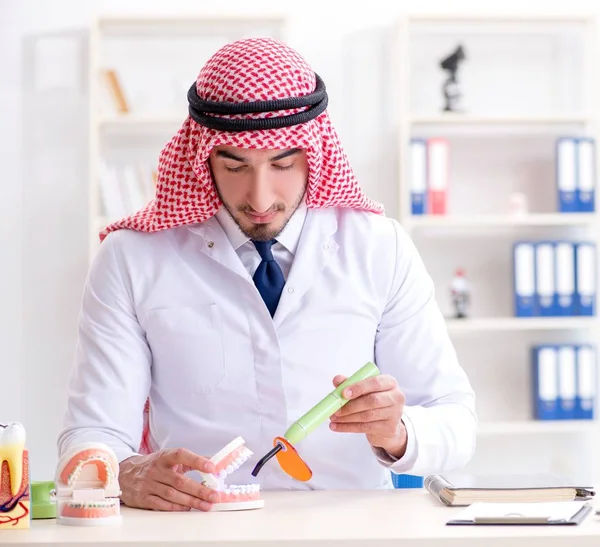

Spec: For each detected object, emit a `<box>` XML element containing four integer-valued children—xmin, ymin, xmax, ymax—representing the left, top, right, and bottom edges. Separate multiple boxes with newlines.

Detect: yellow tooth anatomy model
<box><xmin>0</xmin><ymin>422</ymin><xmax>30</xmax><ymax>529</ymax></box>
<box><xmin>55</xmin><ymin>442</ymin><xmax>122</xmax><ymax>526</ymax></box>
<box><xmin>200</xmin><ymin>437</ymin><xmax>264</xmax><ymax>511</ymax></box>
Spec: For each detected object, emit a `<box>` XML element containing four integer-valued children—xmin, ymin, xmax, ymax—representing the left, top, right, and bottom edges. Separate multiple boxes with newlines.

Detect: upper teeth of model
<box><xmin>217</xmin><ymin>448</ymin><xmax>252</xmax><ymax>480</ymax></box>
<box><xmin>0</xmin><ymin>423</ymin><xmax>26</xmax><ymax>496</ymax></box>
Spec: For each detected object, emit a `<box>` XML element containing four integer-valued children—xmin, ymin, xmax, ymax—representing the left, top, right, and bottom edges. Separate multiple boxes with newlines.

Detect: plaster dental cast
<box><xmin>57</xmin><ymin>37</ymin><xmax>477</xmax><ymax>513</ymax></box>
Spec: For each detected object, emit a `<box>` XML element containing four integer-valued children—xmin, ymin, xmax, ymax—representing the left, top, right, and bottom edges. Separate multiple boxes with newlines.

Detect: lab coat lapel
<box><xmin>187</xmin><ymin>218</ymin><xmax>252</xmax><ymax>281</ymax></box>
<box><xmin>273</xmin><ymin>209</ymin><xmax>339</xmax><ymax>327</ymax></box>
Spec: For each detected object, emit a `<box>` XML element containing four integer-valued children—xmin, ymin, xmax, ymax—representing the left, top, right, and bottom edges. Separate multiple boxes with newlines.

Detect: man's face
<box><xmin>208</xmin><ymin>145</ymin><xmax>309</xmax><ymax>241</ymax></box>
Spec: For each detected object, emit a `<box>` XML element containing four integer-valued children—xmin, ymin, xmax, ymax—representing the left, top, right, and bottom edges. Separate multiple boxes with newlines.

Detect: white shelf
<box><xmin>478</xmin><ymin>420</ymin><xmax>597</xmax><ymax>435</ymax></box>
<box><xmin>97</xmin><ymin>114</ymin><xmax>186</xmax><ymax>132</ymax></box>
<box><xmin>97</xmin><ymin>15</ymin><xmax>286</xmax><ymax>26</ymax></box>
<box><xmin>446</xmin><ymin>317</ymin><xmax>599</xmax><ymax>333</ymax></box>
<box><xmin>407</xmin><ymin>13</ymin><xmax>594</xmax><ymax>24</ymax></box>
<box><xmin>405</xmin><ymin>213</ymin><xmax>599</xmax><ymax>229</ymax></box>
<box><xmin>409</xmin><ymin>114</ymin><xmax>592</xmax><ymax>126</ymax></box>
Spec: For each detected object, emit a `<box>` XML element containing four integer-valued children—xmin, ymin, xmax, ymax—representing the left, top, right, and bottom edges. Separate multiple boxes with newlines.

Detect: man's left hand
<box><xmin>329</xmin><ymin>374</ymin><xmax>408</xmax><ymax>459</ymax></box>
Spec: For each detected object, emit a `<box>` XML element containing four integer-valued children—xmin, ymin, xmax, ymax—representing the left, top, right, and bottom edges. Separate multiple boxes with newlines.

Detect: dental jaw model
<box><xmin>55</xmin><ymin>442</ymin><xmax>121</xmax><ymax>526</ymax></box>
<box><xmin>0</xmin><ymin>422</ymin><xmax>30</xmax><ymax>529</ymax></box>
<box><xmin>201</xmin><ymin>437</ymin><xmax>263</xmax><ymax>511</ymax></box>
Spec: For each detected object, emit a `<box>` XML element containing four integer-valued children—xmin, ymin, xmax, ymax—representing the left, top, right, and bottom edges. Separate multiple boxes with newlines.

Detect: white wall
<box><xmin>2</xmin><ymin>0</ymin><xmax>599</xmax><ymax>481</ymax></box>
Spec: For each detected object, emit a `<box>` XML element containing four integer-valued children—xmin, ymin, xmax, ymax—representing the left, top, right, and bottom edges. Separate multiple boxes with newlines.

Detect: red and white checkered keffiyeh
<box><xmin>98</xmin><ymin>37</ymin><xmax>383</xmax><ymax>455</ymax></box>
<box><xmin>100</xmin><ymin>37</ymin><xmax>383</xmax><ymax>243</ymax></box>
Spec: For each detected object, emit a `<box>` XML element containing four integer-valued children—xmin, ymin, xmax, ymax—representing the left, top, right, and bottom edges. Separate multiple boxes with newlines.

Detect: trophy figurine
<box><xmin>440</xmin><ymin>44</ymin><xmax>465</xmax><ymax>113</ymax></box>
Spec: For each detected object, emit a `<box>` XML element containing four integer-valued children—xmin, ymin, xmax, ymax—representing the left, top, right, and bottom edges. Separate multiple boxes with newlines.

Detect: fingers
<box><xmin>334</xmin><ymin>390</ymin><xmax>396</xmax><ymax>418</ymax></box>
<box><xmin>150</xmin><ymin>480</ymin><xmax>214</xmax><ymax>512</ymax></box>
<box><xmin>340</xmin><ymin>374</ymin><xmax>398</xmax><ymax>400</ymax></box>
<box><xmin>331</xmin><ymin>405</ymin><xmax>395</xmax><ymax>424</ymax></box>
<box><xmin>119</xmin><ymin>450</ymin><xmax>219</xmax><ymax>513</ymax></box>
<box><xmin>330</xmin><ymin>419</ymin><xmax>401</xmax><ymax>436</ymax></box>
<box><xmin>332</xmin><ymin>375</ymin><xmax>347</xmax><ymax>387</ymax></box>
<box><xmin>145</xmin><ymin>494</ymin><xmax>193</xmax><ymax>512</ymax></box>
<box><xmin>152</xmin><ymin>466</ymin><xmax>219</xmax><ymax>503</ymax></box>
<box><xmin>160</xmin><ymin>447</ymin><xmax>215</xmax><ymax>474</ymax></box>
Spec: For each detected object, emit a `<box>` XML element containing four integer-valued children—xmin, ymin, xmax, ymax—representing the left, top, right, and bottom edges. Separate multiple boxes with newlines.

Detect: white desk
<box><xmin>0</xmin><ymin>490</ymin><xmax>598</xmax><ymax>546</ymax></box>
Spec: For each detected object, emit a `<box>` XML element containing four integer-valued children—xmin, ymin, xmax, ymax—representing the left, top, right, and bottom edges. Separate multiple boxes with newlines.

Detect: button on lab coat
<box><xmin>58</xmin><ymin>207</ymin><xmax>477</xmax><ymax>490</ymax></box>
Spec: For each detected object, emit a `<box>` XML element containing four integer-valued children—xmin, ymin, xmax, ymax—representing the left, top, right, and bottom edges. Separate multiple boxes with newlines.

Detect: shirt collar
<box><xmin>215</xmin><ymin>203</ymin><xmax>307</xmax><ymax>254</ymax></box>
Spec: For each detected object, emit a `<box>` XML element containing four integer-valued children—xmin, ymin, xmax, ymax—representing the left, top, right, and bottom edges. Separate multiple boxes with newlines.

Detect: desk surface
<box><xmin>0</xmin><ymin>490</ymin><xmax>599</xmax><ymax>547</ymax></box>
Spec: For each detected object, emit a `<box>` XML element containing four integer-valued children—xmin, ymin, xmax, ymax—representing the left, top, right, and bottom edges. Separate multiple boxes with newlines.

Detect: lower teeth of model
<box><xmin>67</xmin><ymin>500</ymin><xmax>118</xmax><ymax>508</ymax></box>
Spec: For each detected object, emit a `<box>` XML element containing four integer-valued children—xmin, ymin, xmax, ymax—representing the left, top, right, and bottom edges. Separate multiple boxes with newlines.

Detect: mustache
<box><xmin>237</xmin><ymin>203</ymin><xmax>286</xmax><ymax>213</ymax></box>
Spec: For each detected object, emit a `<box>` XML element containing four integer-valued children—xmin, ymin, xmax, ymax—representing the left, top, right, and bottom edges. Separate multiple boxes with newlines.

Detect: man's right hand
<box><xmin>119</xmin><ymin>448</ymin><xmax>219</xmax><ymax>512</ymax></box>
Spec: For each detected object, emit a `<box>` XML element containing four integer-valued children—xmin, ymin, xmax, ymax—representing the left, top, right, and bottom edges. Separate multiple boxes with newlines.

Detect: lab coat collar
<box><xmin>185</xmin><ymin>216</ymin><xmax>252</xmax><ymax>282</ymax></box>
<box><xmin>272</xmin><ymin>207</ymin><xmax>338</xmax><ymax>327</ymax></box>
<box><xmin>213</xmin><ymin>203</ymin><xmax>308</xmax><ymax>256</ymax></box>
<box><xmin>186</xmin><ymin>206</ymin><xmax>339</xmax><ymax>326</ymax></box>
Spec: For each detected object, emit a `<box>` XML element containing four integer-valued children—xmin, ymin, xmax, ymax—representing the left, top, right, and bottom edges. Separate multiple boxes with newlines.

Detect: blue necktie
<box><xmin>252</xmin><ymin>239</ymin><xmax>285</xmax><ymax>317</ymax></box>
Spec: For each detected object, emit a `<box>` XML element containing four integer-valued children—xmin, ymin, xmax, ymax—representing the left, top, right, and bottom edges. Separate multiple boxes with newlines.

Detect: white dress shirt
<box><xmin>58</xmin><ymin>205</ymin><xmax>477</xmax><ymax>490</ymax></box>
<box><xmin>214</xmin><ymin>203</ymin><xmax>307</xmax><ymax>280</ymax></box>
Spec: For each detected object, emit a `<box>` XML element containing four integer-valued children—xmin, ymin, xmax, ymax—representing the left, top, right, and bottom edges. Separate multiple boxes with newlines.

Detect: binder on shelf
<box><xmin>513</xmin><ymin>241</ymin><xmax>536</xmax><ymax>317</ymax></box>
<box><xmin>535</xmin><ymin>242</ymin><xmax>556</xmax><ymax>316</ymax></box>
<box><xmin>427</xmin><ymin>137</ymin><xmax>448</xmax><ymax>215</ymax></box>
<box><xmin>557</xmin><ymin>345</ymin><xmax>577</xmax><ymax>420</ymax></box>
<box><xmin>532</xmin><ymin>345</ymin><xmax>559</xmax><ymax>420</ymax></box>
<box><xmin>556</xmin><ymin>137</ymin><xmax>577</xmax><ymax>213</ymax></box>
<box><xmin>409</xmin><ymin>138</ymin><xmax>427</xmax><ymax>215</ymax></box>
<box><xmin>576</xmin><ymin>137</ymin><xmax>595</xmax><ymax>212</ymax></box>
<box><xmin>575</xmin><ymin>345</ymin><xmax>596</xmax><ymax>420</ymax></box>
<box><xmin>574</xmin><ymin>242</ymin><xmax>596</xmax><ymax>316</ymax></box>
<box><xmin>555</xmin><ymin>241</ymin><xmax>576</xmax><ymax>316</ymax></box>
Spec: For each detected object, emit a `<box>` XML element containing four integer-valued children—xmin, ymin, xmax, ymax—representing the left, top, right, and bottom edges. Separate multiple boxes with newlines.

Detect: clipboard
<box><xmin>447</xmin><ymin>501</ymin><xmax>594</xmax><ymax>525</ymax></box>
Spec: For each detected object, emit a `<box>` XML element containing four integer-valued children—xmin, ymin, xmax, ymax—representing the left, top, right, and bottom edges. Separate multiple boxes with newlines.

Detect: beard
<box><xmin>216</xmin><ymin>186</ymin><xmax>306</xmax><ymax>242</ymax></box>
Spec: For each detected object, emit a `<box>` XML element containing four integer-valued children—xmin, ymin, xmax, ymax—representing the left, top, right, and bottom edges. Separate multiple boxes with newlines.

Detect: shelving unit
<box><xmin>478</xmin><ymin>419</ymin><xmax>597</xmax><ymax>436</ymax></box>
<box><xmin>395</xmin><ymin>14</ymin><xmax>600</xmax><ymax>483</ymax></box>
<box><xmin>87</xmin><ymin>15</ymin><xmax>286</xmax><ymax>261</ymax></box>
<box><xmin>446</xmin><ymin>316</ymin><xmax>599</xmax><ymax>333</ymax></box>
<box><xmin>405</xmin><ymin>212</ymin><xmax>598</xmax><ymax>228</ymax></box>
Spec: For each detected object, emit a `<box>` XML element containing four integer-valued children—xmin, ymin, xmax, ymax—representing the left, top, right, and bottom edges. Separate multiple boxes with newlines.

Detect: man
<box><xmin>58</xmin><ymin>37</ymin><xmax>477</xmax><ymax>512</ymax></box>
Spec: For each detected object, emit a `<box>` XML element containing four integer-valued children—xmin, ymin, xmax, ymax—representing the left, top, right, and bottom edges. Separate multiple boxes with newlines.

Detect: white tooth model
<box><xmin>0</xmin><ymin>422</ymin><xmax>30</xmax><ymax>529</ymax></box>
<box><xmin>55</xmin><ymin>442</ymin><xmax>122</xmax><ymax>526</ymax></box>
<box><xmin>201</xmin><ymin>437</ymin><xmax>264</xmax><ymax>511</ymax></box>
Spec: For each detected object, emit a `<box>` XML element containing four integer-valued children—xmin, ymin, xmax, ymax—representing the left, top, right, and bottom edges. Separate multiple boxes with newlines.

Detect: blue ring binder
<box><xmin>392</xmin><ymin>473</ymin><xmax>424</xmax><ymax>489</ymax></box>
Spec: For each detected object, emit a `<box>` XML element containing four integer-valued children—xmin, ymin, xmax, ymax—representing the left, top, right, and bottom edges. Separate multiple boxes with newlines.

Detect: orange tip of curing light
<box><xmin>273</xmin><ymin>437</ymin><xmax>312</xmax><ymax>482</ymax></box>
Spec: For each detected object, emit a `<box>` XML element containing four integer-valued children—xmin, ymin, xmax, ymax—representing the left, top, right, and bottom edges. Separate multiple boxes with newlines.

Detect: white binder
<box><xmin>535</xmin><ymin>242</ymin><xmax>556</xmax><ymax>316</ymax></box>
<box><xmin>513</xmin><ymin>242</ymin><xmax>536</xmax><ymax>316</ymax></box>
<box><xmin>409</xmin><ymin>139</ymin><xmax>427</xmax><ymax>215</ymax></box>
<box><xmin>533</xmin><ymin>345</ymin><xmax>559</xmax><ymax>420</ymax></box>
<box><xmin>556</xmin><ymin>137</ymin><xmax>577</xmax><ymax>212</ymax></box>
<box><xmin>576</xmin><ymin>345</ymin><xmax>596</xmax><ymax>419</ymax></box>
<box><xmin>554</xmin><ymin>241</ymin><xmax>575</xmax><ymax>316</ymax></box>
<box><xmin>575</xmin><ymin>242</ymin><xmax>596</xmax><ymax>315</ymax></box>
<box><xmin>558</xmin><ymin>346</ymin><xmax>577</xmax><ymax>419</ymax></box>
<box><xmin>576</xmin><ymin>137</ymin><xmax>595</xmax><ymax>212</ymax></box>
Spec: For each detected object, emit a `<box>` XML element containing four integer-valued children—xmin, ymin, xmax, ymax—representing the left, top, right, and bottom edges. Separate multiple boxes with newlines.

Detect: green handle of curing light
<box><xmin>283</xmin><ymin>361</ymin><xmax>380</xmax><ymax>445</ymax></box>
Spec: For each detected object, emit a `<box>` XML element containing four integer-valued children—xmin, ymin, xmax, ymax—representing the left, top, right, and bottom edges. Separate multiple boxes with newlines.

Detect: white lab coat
<box><xmin>58</xmin><ymin>206</ymin><xmax>477</xmax><ymax>491</ymax></box>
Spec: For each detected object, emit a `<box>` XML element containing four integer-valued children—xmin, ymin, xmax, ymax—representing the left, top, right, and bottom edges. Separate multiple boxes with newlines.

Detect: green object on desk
<box><xmin>30</xmin><ymin>481</ymin><xmax>56</xmax><ymax>519</ymax></box>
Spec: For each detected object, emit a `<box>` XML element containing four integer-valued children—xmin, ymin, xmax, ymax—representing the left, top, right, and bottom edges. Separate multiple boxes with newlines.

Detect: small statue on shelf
<box><xmin>450</xmin><ymin>268</ymin><xmax>470</xmax><ymax>319</ymax></box>
<box><xmin>440</xmin><ymin>44</ymin><xmax>466</xmax><ymax>113</ymax></box>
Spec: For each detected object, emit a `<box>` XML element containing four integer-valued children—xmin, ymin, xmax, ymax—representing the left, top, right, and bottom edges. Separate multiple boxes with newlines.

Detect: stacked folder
<box><xmin>409</xmin><ymin>137</ymin><xmax>448</xmax><ymax>215</ymax></box>
<box><xmin>425</xmin><ymin>472</ymin><xmax>595</xmax><ymax>506</ymax></box>
<box><xmin>513</xmin><ymin>240</ymin><xmax>596</xmax><ymax>316</ymax></box>
<box><xmin>532</xmin><ymin>344</ymin><xmax>596</xmax><ymax>420</ymax></box>
<box><xmin>556</xmin><ymin>136</ymin><xmax>596</xmax><ymax>212</ymax></box>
